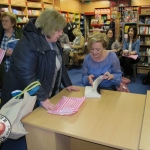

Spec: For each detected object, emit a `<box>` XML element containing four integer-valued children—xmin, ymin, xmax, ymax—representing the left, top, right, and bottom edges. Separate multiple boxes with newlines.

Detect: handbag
<box><xmin>0</xmin><ymin>81</ymin><xmax>41</xmax><ymax>139</ymax></box>
<box><xmin>117</xmin><ymin>77</ymin><xmax>130</xmax><ymax>93</ymax></box>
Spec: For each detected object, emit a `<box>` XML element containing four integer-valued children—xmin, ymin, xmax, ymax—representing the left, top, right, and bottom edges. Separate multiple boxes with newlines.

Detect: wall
<box><xmin>59</xmin><ymin>0</ymin><xmax>150</xmax><ymax>13</ymax></box>
<box><xmin>60</xmin><ymin>0</ymin><xmax>81</xmax><ymax>12</ymax></box>
<box><xmin>81</xmin><ymin>0</ymin><xmax>150</xmax><ymax>13</ymax></box>
<box><xmin>132</xmin><ymin>0</ymin><xmax>150</xmax><ymax>6</ymax></box>
<box><xmin>80</xmin><ymin>1</ymin><xmax>110</xmax><ymax>13</ymax></box>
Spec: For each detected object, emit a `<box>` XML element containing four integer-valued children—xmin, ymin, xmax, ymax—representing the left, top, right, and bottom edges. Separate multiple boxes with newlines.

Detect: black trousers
<box><xmin>0</xmin><ymin>136</ymin><xmax>27</xmax><ymax>150</ymax></box>
<box><xmin>119</xmin><ymin>56</ymin><xmax>140</xmax><ymax>76</ymax></box>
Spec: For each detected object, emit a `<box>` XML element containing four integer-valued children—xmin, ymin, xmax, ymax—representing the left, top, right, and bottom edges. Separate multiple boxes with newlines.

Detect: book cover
<box><xmin>148</xmin><ymin>27</ymin><xmax>150</xmax><ymax>34</ymax></box>
<box><xmin>145</xmin><ymin>37</ymin><xmax>150</xmax><ymax>45</ymax></box>
<box><xmin>7</xmin><ymin>39</ymin><xmax>19</xmax><ymax>50</ymax></box>
<box><xmin>145</xmin><ymin>26</ymin><xmax>149</xmax><ymax>34</ymax></box>
<box><xmin>0</xmin><ymin>48</ymin><xmax>6</xmax><ymax>64</ymax></box>
<box><xmin>139</xmin><ymin>26</ymin><xmax>145</xmax><ymax>34</ymax></box>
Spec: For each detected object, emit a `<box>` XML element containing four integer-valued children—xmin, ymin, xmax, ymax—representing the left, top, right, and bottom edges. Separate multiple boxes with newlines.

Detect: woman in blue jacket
<box><xmin>119</xmin><ymin>26</ymin><xmax>140</xmax><ymax>78</ymax></box>
<box><xmin>0</xmin><ymin>9</ymin><xmax>79</xmax><ymax>150</ymax></box>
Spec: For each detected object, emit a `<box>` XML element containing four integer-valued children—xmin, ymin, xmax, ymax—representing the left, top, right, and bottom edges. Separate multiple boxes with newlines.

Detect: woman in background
<box><xmin>59</xmin><ymin>31</ymin><xmax>71</xmax><ymax>69</ymax></box>
<box><xmin>106</xmin><ymin>29</ymin><xmax>115</xmax><ymax>51</ymax></box>
<box><xmin>119</xmin><ymin>26</ymin><xmax>140</xmax><ymax>78</ymax></box>
<box><xmin>82</xmin><ymin>33</ymin><xmax>122</xmax><ymax>91</ymax></box>
<box><xmin>0</xmin><ymin>12</ymin><xmax>22</xmax><ymax>90</ymax></box>
<box><xmin>70</xmin><ymin>28</ymin><xmax>85</xmax><ymax>64</ymax></box>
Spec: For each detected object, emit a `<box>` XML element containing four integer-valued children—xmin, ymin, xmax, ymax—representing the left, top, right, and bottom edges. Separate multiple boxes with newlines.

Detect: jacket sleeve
<box><xmin>72</xmin><ymin>36</ymin><xmax>85</xmax><ymax>49</ymax></box>
<box><xmin>12</xmin><ymin>39</ymin><xmax>49</xmax><ymax>102</ymax></box>
<box><xmin>123</xmin><ymin>38</ymin><xmax>128</xmax><ymax>50</ymax></box>
<box><xmin>132</xmin><ymin>39</ymin><xmax>140</xmax><ymax>53</ymax></box>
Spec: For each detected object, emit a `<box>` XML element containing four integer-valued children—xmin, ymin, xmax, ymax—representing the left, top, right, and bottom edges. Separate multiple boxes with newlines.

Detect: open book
<box><xmin>84</xmin><ymin>75</ymin><xmax>103</xmax><ymax>98</ymax></box>
<box><xmin>7</xmin><ymin>39</ymin><xmax>19</xmax><ymax>50</ymax></box>
<box><xmin>63</xmin><ymin>44</ymin><xmax>71</xmax><ymax>50</ymax></box>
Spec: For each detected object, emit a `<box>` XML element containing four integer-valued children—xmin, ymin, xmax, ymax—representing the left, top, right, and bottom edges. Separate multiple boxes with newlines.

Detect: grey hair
<box><xmin>35</xmin><ymin>8</ymin><xmax>67</xmax><ymax>38</ymax></box>
<box><xmin>87</xmin><ymin>33</ymin><xmax>109</xmax><ymax>50</ymax></box>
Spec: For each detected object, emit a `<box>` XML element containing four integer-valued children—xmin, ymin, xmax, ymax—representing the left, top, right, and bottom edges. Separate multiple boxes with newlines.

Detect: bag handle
<box><xmin>14</xmin><ymin>81</ymin><xmax>41</xmax><ymax>99</ymax></box>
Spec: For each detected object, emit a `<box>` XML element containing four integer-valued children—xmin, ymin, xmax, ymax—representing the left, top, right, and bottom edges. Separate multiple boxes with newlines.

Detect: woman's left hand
<box><xmin>66</xmin><ymin>86</ymin><xmax>80</xmax><ymax>92</ymax></box>
<box><xmin>112</xmin><ymin>49</ymin><xmax>117</xmax><ymax>52</ymax></box>
<box><xmin>103</xmin><ymin>72</ymin><xmax>114</xmax><ymax>80</ymax></box>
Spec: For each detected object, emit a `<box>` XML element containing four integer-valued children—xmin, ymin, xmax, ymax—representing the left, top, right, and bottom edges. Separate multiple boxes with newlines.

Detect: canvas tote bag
<box><xmin>0</xmin><ymin>81</ymin><xmax>40</xmax><ymax>139</ymax></box>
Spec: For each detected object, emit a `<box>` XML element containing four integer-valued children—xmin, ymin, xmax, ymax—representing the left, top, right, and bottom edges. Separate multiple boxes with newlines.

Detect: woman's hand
<box><xmin>6</xmin><ymin>48</ymin><xmax>13</xmax><ymax>56</ymax></box>
<box><xmin>112</xmin><ymin>49</ymin><xmax>118</xmax><ymax>52</ymax></box>
<box><xmin>87</xmin><ymin>74</ymin><xmax>94</xmax><ymax>86</ymax></box>
<box><xmin>103</xmin><ymin>72</ymin><xmax>114</xmax><ymax>80</ymax></box>
<box><xmin>40</xmin><ymin>99</ymin><xmax>56</xmax><ymax>111</ymax></box>
<box><xmin>70</xmin><ymin>45</ymin><xmax>74</xmax><ymax>49</ymax></box>
<box><xmin>66</xmin><ymin>86</ymin><xmax>80</xmax><ymax>92</ymax></box>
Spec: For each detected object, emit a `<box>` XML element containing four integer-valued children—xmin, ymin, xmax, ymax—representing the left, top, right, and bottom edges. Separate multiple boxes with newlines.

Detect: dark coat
<box><xmin>1</xmin><ymin>19</ymin><xmax>72</xmax><ymax>108</ymax></box>
<box><xmin>0</xmin><ymin>25</ymin><xmax>23</xmax><ymax>89</ymax></box>
<box><xmin>67</xmin><ymin>21</ymin><xmax>77</xmax><ymax>42</ymax></box>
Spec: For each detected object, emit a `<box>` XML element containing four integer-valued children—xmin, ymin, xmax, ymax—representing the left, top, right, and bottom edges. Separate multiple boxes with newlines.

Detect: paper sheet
<box><xmin>64</xmin><ymin>44</ymin><xmax>71</xmax><ymax>49</ymax></box>
<box><xmin>84</xmin><ymin>86</ymin><xmax>101</xmax><ymax>98</ymax></box>
<box><xmin>93</xmin><ymin>75</ymin><xmax>103</xmax><ymax>91</ymax></box>
<box><xmin>84</xmin><ymin>75</ymin><xmax>103</xmax><ymax>98</ymax></box>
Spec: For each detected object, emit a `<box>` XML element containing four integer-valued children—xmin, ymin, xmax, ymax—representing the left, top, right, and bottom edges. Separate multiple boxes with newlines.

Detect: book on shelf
<box><xmin>139</xmin><ymin>26</ymin><xmax>150</xmax><ymax>34</ymax></box>
<box><xmin>139</xmin><ymin>26</ymin><xmax>145</xmax><ymax>34</ymax></box>
<box><xmin>145</xmin><ymin>37</ymin><xmax>150</xmax><ymax>45</ymax></box>
<box><xmin>7</xmin><ymin>39</ymin><xmax>19</xmax><ymax>50</ymax></box>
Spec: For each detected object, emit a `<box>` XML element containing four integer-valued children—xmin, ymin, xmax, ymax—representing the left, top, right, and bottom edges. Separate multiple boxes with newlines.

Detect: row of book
<box><xmin>12</xmin><ymin>9</ymin><xmax>25</xmax><ymax>15</ymax></box>
<box><xmin>140</xmin><ymin>37</ymin><xmax>150</xmax><ymax>45</ymax></box>
<box><xmin>139</xmin><ymin>26</ymin><xmax>150</xmax><ymax>34</ymax></box>
<box><xmin>28</xmin><ymin>10</ymin><xmax>41</xmax><ymax>16</ymax></box>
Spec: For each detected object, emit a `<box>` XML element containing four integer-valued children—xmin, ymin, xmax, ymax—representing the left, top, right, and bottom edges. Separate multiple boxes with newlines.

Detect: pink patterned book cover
<box><xmin>122</xmin><ymin>54</ymin><xmax>138</xmax><ymax>60</ymax></box>
<box><xmin>0</xmin><ymin>48</ymin><xmax>6</xmax><ymax>64</ymax></box>
<box><xmin>48</xmin><ymin>96</ymin><xmax>85</xmax><ymax>115</ymax></box>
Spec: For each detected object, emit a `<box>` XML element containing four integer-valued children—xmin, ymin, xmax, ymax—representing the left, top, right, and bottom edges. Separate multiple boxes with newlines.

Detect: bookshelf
<box><xmin>61</xmin><ymin>9</ymin><xmax>68</xmax><ymax>22</ymax></box>
<box><xmin>90</xmin><ymin>7</ymin><xmax>110</xmax><ymax>33</ymax></box>
<box><xmin>80</xmin><ymin>13</ymin><xmax>84</xmax><ymax>36</ymax></box>
<box><xmin>138</xmin><ymin>13</ymin><xmax>150</xmax><ymax>69</ymax></box>
<box><xmin>11</xmin><ymin>6</ymin><xmax>28</xmax><ymax>24</ymax></box>
<box><xmin>74</xmin><ymin>12</ymin><xmax>80</xmax><ymax>28</ymax></box>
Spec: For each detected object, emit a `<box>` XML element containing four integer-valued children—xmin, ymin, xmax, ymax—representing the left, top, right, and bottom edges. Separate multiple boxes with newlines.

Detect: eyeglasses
<box><xmin>107</xmin><ymin>32</ymin><xmax>113</xmax><ymax>34</ymax></box>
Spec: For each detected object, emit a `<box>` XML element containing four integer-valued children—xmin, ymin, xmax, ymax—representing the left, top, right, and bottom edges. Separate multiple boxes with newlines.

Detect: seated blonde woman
<box><xmin>70</xmin><ymin>28</ymin><xmax>85</xmax><ymax>64</ymax></box>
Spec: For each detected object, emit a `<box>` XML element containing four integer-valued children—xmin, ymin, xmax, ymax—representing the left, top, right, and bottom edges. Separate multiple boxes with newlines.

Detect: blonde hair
<box><xmin>87</xmin><ymin>33</ymin><xmax>108</xmax><ymax>50</ymax></box>
<box><xmin>1</xmin><ymin>12</ymin><xmax>16</xmax><ymax>26</ymax></box>
<box><xmin>35</xmin><ymin>8</ymin><xmax>67</xmax><ymax>38</ymax></box>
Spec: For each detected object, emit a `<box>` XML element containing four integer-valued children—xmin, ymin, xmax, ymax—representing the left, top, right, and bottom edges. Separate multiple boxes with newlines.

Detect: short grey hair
<box><xmin>87</xmin><ymin>33</ymin><xmax>108</xmax><ymax>50</ymax></box>
<box><xmin>35</xmin><ymin>8</ymin><xmax>67</xmax><ymax>38</ymax></box>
